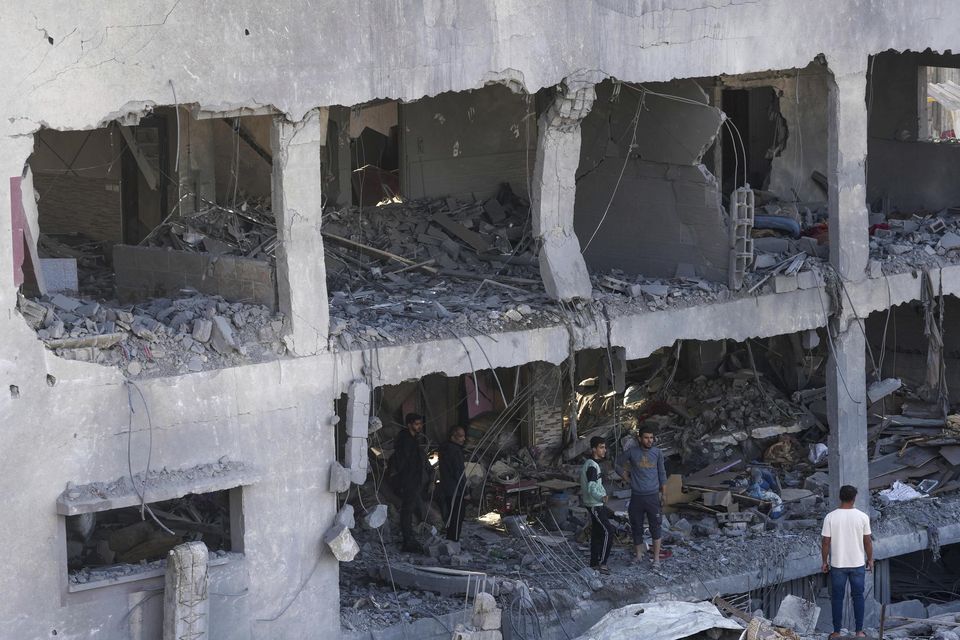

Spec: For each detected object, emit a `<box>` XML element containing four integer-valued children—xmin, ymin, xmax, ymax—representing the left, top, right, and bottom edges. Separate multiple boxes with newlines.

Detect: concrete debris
<box><xmin>322</xmin><ymin>192</ymin><xmax>556</xmax><ymax>348</ymax></box>
<box><xmin>869</xmin><ymin>209</ymin><xmax>960</xmax><ymax>275</ymax></box>
<box><xmin>772</xmin><ymin>595</ymin><xmax>820</xmax><ymax>635</ymax></box>
<box><xmin>17</xmin><ymin>292</ymin><xmax>285</xmax><ymax>377</ymax></box>
<box><xmin>329</xmin><ymin>462</ymin><xmax>352</xmax><ymax>494</ymax></box>
<box><xmin>335</xmin><ymin>504</ymin><xmax>356</xmax><ymax>529</ymax></box>
<box><xmin>324</xmin><ymin>524</ymin><xmax>360</xmax><ymax>562</ymax></box>
<box><xmin>142</xmin><ymin>197</ymin><xmax>277</xmax><ymax>264</ymax></box>
<box><xmin>362</xmin><ymin>504</ymin><xmax>388</xmax><ymax>529</ymax></box>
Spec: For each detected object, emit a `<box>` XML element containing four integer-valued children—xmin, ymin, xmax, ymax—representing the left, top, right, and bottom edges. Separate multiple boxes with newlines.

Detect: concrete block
<box><xmin>210</xmin><ymin>315</ymin><xmax>240</xmax><ymax>354</ymax></box>
<box><xmin>323</xmin><ymin>524</ymin><xmax>360</xmax><ymax>561</ymax></box>
<box><xmin>773</xmin><ymin>274</ymin><xmax>798</xmax><ymax>293</ymax></box>
<box><xmin>192</xmin><ymin>318</ymin><xmax>213</xmax><ymax>343</ymax></box>
<box><xmin>886</xmin><ymin>599</ymin><xmax>927</xmax><ymax>626</ymax></box>
<box><xmin>753</xmin><ymin>237</ymin><xmax>790</xmax><ymax>253</ymax></box>
<box><xmin>940</xmin><ymin>231</ymin><xmax>960</xmax><ymax>250</ymax></box>
<box><xmin>362</xmin><ymin>504</ymin><xmax>388</xmax><ymax>529</ymax></box>
<box><xmin>796</xmin><ymin>270</ymin><xmax>822</xmax><ymax>290</ymax></box>
<box><xmin>869</xmin><ymin>259</ymin><xmax>883</xmax><ymax>278</ymax></box>
<box><xmin>804</xmin><ymin>471</ymin><xmax>830</xmax><ymax>496</ymax></box>
<box><xmin>329</xmin><ymin>462</ymin><xmax>351</xmax><ymax>493</ymax></box>
<box><xmin>335</xmin><ymin>504</ymin><xmax>355</xmax><ymax>529</ymax></box>
<box><xmin>773</xmin><ymin>595</ymin><xmax>821</xmax><ymax>634</ymax></box>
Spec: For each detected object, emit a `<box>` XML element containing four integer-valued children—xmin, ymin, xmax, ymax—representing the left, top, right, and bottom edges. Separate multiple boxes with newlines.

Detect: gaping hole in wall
<box><xmin>888</xmin><ymin>544</ymin><xmax>960</xmax><ymax>611</ymax></box>
<box><xmin>15</xmin><ymin>109</ymin><xmax>286</xmax><ymax>376</ymax></box>
<box><xmin>578</xmin><ymin>63</ymin><xmax>830</xmax><ymax>305</ymax></box>
<box><xmin>867</xmin><ymin>50</ymin><xmax>960</xmax><ymax>276</ymax></box>
<box><xmin>324</xmin><ymin>84</ymin><xmax>556</xmax><ymax>349</ymax></box>
<box><xmin>335</xmin><ymin>329</ymin><xmax>911</xmax><ymax>635</ymax></box>
<box><xmin>65</xmin><ymin>487</ymin><xmax>241</xmax><ymax>589</ymax></box>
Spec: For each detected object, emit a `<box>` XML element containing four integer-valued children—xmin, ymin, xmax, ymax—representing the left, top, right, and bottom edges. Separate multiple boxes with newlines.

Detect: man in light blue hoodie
<box><xmin>616</xmin><ymin>429</ymin><xmax>667</xmax><ymax>567</ymax></box>
<box><xmin>580</xmin><ymin>436</ymin><xmax>614</xmax><ymax>573</ymax></box>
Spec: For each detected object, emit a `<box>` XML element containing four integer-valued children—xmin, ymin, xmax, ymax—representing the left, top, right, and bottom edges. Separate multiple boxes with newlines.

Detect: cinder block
<box><xmin>773</xmin><ymin>274</ymin><xmax>799</xmax><ymax>293</ymax></box>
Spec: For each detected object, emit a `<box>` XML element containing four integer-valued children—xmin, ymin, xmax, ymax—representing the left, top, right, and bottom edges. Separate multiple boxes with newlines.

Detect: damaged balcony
<box><xmin>322</xmin><ymin>85</ymin><xmax>558</xmax><ymax>350</ymax></box>
<box><xmin>332</xmin><ymin>331</ymin><xmax>960</xmax><ymax>638</ymax></box>
<box><xmin>15</xmin><ymin>108</ymin><xmax>288</xmax><ymax>377</ymax></box>
<box><xmin>866</xmin><ymin>49</ymin><xmax>960</xmax><ymax>277</ymax></box>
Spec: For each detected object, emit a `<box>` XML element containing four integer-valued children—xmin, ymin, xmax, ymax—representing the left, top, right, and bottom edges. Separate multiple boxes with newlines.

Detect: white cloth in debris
<box><xmin>575</xmin><ymin>600</ymin><xmax>743</xmax><ymax>640</ymax></box>
<box><xmin>879</xmin><ymin>480</ymin><xmax>924</xmax><ymax>503</ymax></box>
<box><xmin>821</xmin><ymin>507</ymin><xmax>871</xmax><ymax>568</ymax></box>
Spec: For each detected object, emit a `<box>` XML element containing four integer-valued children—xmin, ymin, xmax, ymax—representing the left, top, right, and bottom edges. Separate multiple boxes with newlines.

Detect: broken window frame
<box><xmin>59</xmin><ymin>485</ymin><xmax>246</xmax><ymax>595</ymax></box>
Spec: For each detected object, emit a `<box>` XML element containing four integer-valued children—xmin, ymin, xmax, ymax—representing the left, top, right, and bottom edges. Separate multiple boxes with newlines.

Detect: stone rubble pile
<box><xmin>322</xmin><ymin>192</ymin><xmax>559</xmax><ymax>348</ymax></box>
<box><xmin>869</xmin><ymin>209</ymin><xmax>960</xmax><ymax>275</ymax></box>
<box><xmin>18</xmin><ymin>291</ymin><xmax>286</xmax><ymax>377</ymax></box>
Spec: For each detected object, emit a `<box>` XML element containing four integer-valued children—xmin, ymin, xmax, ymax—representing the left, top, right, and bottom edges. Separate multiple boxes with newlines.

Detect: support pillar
<box><xmin>344</xmin><ymin>380</ymin><xmax>371</xmax><ymax>485</ymax></box>
<box><xmin>271</xmin><ymin>109</ymin><xmax>330</xmax><ymax>355</ymax></box>
<box><xmin>825</xmin><ymin>68</ymin><xmax>870</xmax><ymax>511</ymax></box>
<box><xmin>531</xmin><ymin>83</ymin><xmax>594</xmax><ymax>301</ymax></box>
<box><xmin>163</xmin><ymin>541</ymin><xmax>209</xmax><ymax>640</ymax></box>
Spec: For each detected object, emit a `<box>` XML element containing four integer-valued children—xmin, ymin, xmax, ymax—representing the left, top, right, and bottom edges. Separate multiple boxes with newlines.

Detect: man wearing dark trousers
<box><xmin>391</xmin><ymin>413</ymin><xmax>429</xmax><ymax>552</ymax></box>
<box><xmin>580</xmin><ymin>436</ymin><xmax>614</xmax><ymax>573</ymax></box>
<box><xmin>616</xmin><ymin>429</ymin><xmax>666</xmax><ymax>567</ymax></box>
<box><xmin>438</xmin><ymin>426</ymin><xmax>468</xmax><ymax>542</ymax></box>
<box><xmin>821</xmin><ymin>484</ymin><xmax>873</xmax><ymax>639</ymax></box>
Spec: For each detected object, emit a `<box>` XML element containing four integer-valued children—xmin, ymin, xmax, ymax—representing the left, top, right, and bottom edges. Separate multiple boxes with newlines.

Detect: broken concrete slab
<box><xmin>192</xmin><ymin>318</ymin><xmax>213</xmax><ymax>343</ymax></box>
<box><xmin>335</xmin><ymin>504</ymin><xmax>356</xmax><ymax>529</ymax></box>
<box><xmin>210</xmin><ymin>315</ymin><xmax>240</xmax><ymax>354</ymax></box>
<box><xmin>362</xmin><ymin>504</ymin><xmax>388</xmax><ymax>529</ymax></box>
<box><xmin>329</xmin><ymin>462</ymin><xmax>351</xmax><ymax>493</ymax></box>
<box><xmin>324</xmin><ymin>524</ymin><xmax>360</xmax><ymax>561</ymax></box>
<box><xmin>867</xmin><ymin>377</ymin><xmax>902</xmax><ymax>403</ymax></box>
<box><xmin>374</xmin><ymin>564</ymin><xmax>498</xmax><ymax>597</ymax></box>
<box><xmin>773</xmin><ymin>274</ymin><xmax>799</xmax><ymax>293</ymax></box>
<box><xmin>939</xmin><ymin>231</ymin><xmax>960</xmax><ymax>251</ymax></box>
<box><xmin>773</xmin><ymin>595</ymin><xmax>821</xmax><ymax>634</ymax></box>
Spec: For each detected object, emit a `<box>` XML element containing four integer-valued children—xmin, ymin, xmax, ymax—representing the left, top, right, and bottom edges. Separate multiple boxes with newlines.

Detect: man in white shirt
<box><xmin>821</xmin><ymin>485</ymin><xmax>873</xmax><ymax>638</ymax></box>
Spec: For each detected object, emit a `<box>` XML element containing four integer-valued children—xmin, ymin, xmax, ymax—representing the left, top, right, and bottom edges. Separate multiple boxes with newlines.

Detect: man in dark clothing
<box><xmin>391</xmin><ymin>413</ymin><xmax>429</xmax><ymax>552</ymax></box>
<box><xmin>616</xmin><ymin>429</ymin><xmax>667</xmax><ymax>567</ymax></box>
<box><xmin>437</xmin><ymin>426</ymin><xmax>468</xmax><ymax>542</ymax></box>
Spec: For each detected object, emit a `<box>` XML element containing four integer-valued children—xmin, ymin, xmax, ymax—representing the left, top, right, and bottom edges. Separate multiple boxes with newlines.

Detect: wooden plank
<box><xmin>117</xmin><ymin>125</ymin><xmax>158</xmax><ymax>190</ymax></box>
<box><xmin>940</xmin><ymin>445</ymin><xmax>960</xmax><ymax>467</ymax></box>
<box><xmin>899</xmin><ymin>447</ymin><xmax>940</xmax><ymax>468</ymax></box>
<box><xmin>430</xmin><ymin>211</ymin><xmax>491</xmax><ymax>252</ymax></box>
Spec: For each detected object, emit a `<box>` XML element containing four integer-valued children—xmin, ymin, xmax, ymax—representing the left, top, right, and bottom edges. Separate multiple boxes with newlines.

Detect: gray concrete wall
<box><xmin>6</xmin><ymin>2</ymin><xmax>960</xmax><ymax>639</ymax></box>
<box><xmin>575</xmin><ymin>79</ymin><xmax>729</xmax><ymax>281</ymax></box>
<box><xmin>400</xmin><ymin>83</ymin><xmax>534</xmax><ymax>200</ymax></box>
<box><xmin>114</xmin><ymin>245</ymin><xmax>278</xmax><ymax>309</ymax></box>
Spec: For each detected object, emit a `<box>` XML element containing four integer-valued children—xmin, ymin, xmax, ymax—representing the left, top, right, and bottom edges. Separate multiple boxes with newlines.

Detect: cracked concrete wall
<box><xmin>575</xmin><ymin>79</ymin><xmax>729</xmax><ymax>281</ymax></box>
<box><xmin>400</xmin><ymin>83</ymin><xmax>534</xmax><ymax>200</ymax></box>
<box><xmin>6</xmin><ymin>3</ymin><xmax>960</xmax><ymax>638</ymax></box>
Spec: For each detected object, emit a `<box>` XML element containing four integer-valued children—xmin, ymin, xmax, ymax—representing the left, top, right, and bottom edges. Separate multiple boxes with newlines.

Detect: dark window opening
<box><xmin>65</xmin><ymin>488</ymin><xmax>242</xmax><ymax>586</ymax></box>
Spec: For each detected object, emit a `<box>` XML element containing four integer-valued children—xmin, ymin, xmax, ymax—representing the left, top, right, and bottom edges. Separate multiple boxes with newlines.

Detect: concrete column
<box><xmin>827</xmin><ymin>70</ymin><xmax>869</xmax><ymax>281</ymax></box>
<box><xmin>531</xmin><ymin>83</ymin><xmax>594</xmax><ymax>301</ymax></box>
<box><xmin>344</xmin><ymin>379</ymin><xmax>371</xmax><ymax>484</ymax></box>
<box><xmin>163</xmin><ymin>541</ymin><xmax>209</xmax><ymax>640</ymax></box>
<box><xmin>825</xmin><ymin>67</ymin><xmax>871</xmax><ymax>512</ymax></box>
<box><xmin>826</xmin><ymin>325</ymin><xmax>870</xmax><ymax>511</ymax></box>
<box><xmin>271</xmin><ymin>109</ymin><xmax>330</xmax><ymax>355</ymax></box>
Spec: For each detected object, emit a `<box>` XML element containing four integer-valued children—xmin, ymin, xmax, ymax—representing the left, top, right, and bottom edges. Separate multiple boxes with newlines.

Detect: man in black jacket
<box><xmin>438</xmin><ymin>426</ymin><xmax>468</xmax><ymax>542</ymax></box>
<box><xmin>392</xmin><ymin>413</ymin><xmax>429</xmax><ymax>552</ymax></box>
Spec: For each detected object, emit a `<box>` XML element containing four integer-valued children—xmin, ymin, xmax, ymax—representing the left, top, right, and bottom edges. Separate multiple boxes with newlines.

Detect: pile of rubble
<box><xmin>18</xmin><ymin>291</ymin><xmax>286</xmax><ymax>377</ymax></box>
<box><xmin>323</xmin><ymin>191</ymin><xmax>559</xmax><ymax>348</ymax></box>
<box><xmin>142</xmin><ymin>197</ymin><xmax>277</xmax><ymax>264</ymax></box>
<box><xmin>870</xmin><ymin>209</ymin><xmax>960</xmax><ymax>275</ymax></box>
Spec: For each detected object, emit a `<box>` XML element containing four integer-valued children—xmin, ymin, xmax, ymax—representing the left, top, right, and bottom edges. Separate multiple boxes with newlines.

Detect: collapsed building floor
<box><xmin>335</xmin><ymin>334</ymin><xmax>960</xmax><ymax>637</ymax></box>
<box><xmin>10</xmin><ymin>6</ymin><xmax>960</xmax><ymax>640</ymax></box>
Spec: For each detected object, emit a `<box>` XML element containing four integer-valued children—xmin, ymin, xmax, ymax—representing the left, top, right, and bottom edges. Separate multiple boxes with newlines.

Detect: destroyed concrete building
<box><xmin>5</xmin><ymin>2</ymin><xmax>960</xmax><ymax>639</ymax></box>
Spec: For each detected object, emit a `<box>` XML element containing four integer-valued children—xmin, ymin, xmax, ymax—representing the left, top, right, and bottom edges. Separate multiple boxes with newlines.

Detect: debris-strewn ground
<box><xmin>870</xmin><ymin>210</ymin><xmax>960</xmax><ymax>275</ymax></box>
<box><xmin>18</xmin><ymin>292</ymin><xmax>286</xmax><ymax>377</ymax></box>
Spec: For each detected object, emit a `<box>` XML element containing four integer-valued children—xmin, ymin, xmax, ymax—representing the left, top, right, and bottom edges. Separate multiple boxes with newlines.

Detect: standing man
<box><xmin>438</xmin><ymin>426</ymin><xmax>468</xmax><ymax>543</ymax></box>
<box><xmin>616</xmin><ymin>428</ymin><xmax>667</xmax><ymax>567</ymax></box>
<box><xmin>821</xmin><ymin>485</ymin><xmax>873</xmax><ymax>639</ymax></box>
<box><xmin>580</xmin><ymin>436</ymin><xmax>614</xmax><ymax>573</ymax></box>
<box><xmin>391</xmin><ymin>413</ymin><xmax>429</xmax><ymax>553</ymax></box>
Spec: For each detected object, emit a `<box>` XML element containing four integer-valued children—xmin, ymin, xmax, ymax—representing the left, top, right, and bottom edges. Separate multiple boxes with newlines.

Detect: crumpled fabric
<box><xmin>879</xmin><ymin>480</ymin><xmax>923</xmax><ymax>502</ymax></box>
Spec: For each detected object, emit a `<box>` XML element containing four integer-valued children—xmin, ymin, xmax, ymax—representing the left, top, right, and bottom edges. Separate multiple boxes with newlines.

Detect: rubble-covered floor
<box><xmin>339</xmin><ymin>492</ymin><xmax>960</xmax><ymax>634</ymax></box>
